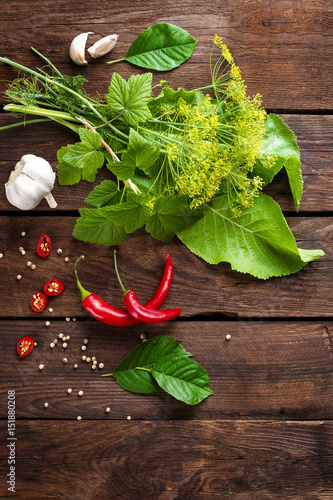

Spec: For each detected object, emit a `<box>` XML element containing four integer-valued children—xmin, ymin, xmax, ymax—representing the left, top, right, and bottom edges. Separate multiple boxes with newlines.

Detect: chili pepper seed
<box><xmin>82</xmin><ymin>355</ymin><xmax>86</xmax><ymax>361</ymax></box>
<box><xmin>49</xmin><ymin>307</ymin><xmax>53</xmax><ymax>313</ymax></box>
<box><xmin>63</xmin><ymin>358</ymin><xmax>68</xmax><ymax>363</ymax></box>
<box><xmin>226</xmin><ymin>334</ymin><xmax>231</xmax><ymax>341</ymax></box>
<box><xmin>16</xmin><ymin>275</ymin><xmax>22</xmax><ymax>280</ymax></box>
<box><xmin>72</xmin><ymin>317</ymin><xmax>76</xmax><ymax>322</ymax></box>
<box><xmin>21</xmin><ymin>250</ymin><xmax>26</xmax><ymax>256</ymax></box>
<box><xmin>126</xmin><ymin>416</ymin><xmax>132</xmax><ymax>421</ymax></box>
<box><xmin>53</xmin><ymin>339</ymin><xmax>58</xmax><ymax>344</ymax></box>
<box><xmin>44</xmin><ymin>402</ymin><xmax>49</xmax><ymax>408</ymax></box>
<box><xmin>59</xmin><ymin>333</ymin><xmax>64</xmax><ymax>339</ymax></box>
<box><xmin>64</xmin><ymin>257</ymin><xmax>70</xmax><ymax>262</ymax></box>
<box><xmin>99</xmin><ymin>363</ymin><xmax>104</xmax><ymax>369</ymax></box>
<box><xmin>74</xmin><ymin>364</ymin><xmax>78</xmax><ymax>369</ymax></box>
<box><xmin>0</xmin><ymin>253</ymin><xmax>3</xmax><ymax>259</ymax></box>
<box><xmin>19</xmin><ymin>247</ymin><xmax>24</xmax><ymax>253</ymax></box>
<box><xmin>83</xmin><ymin>339</ymin><xmax>89</xmax><ymax>345</ymax></box>
<box><xmin>57</xmin><ymin>249</ymin><xmax>63</xmax><ymax>255</ymax></box>
<box><xmin>62</xmin><ymin>342</ymin><xmax>68</xmax><ymax>349</ymax></box>
<box><xmin>45</xmin><ymin>321</ymin><xmax>51</xmax><ymax>327</ymax></box>
<box><xmin>68</xmin><ymin>388</ymin><xmax>72</xmax><ymax>394</ymax></box>
<box><xmin>77</xmin><ymin>416</ymin><xmax>82</xmax><ymax>421</ymax></box>
<box><xmin>31</xmin><ymin>264</ymin><xmax>36</xmax><ymax>270</ymax></box>
<box><xmin>65</xmin><ymin>317</ymin><xmax>71</xmax><ymax>322</ymax></box>
<box><xmin>92</xmin><ymin>356</ymin><xmax>96</xmax><ymax>361</ymax></box>
<box><xmin>81</xmin><ymin>345</ymin><xmax>87</xmax><ymax>351</ymax></box>
<box><xmin>27</xmin><ymin>261</ymin><xmax>32</xmax><ymax>267</ymax></box>
<box><xmin>92</xmin><ymin>365</ymin><xmax>96</xmax><ymax>370</ymax></box>
<box><xmin>50</xmin><ymin>342</ymin><xmax>55</xmax><ymax>348</ymax></box>
<box><xmin>106</xmin><ymin>407</ymin><xmax>111</xmax><ymax>413</ymax></box>
<box><xmin>140</xmin><ymin>334</ymin><xmax>146</xmax><ymax>340</ymax></box>
<box><xmin>39</xmin><ymin>364</ymin><xmax>44</xmax><ymax>370</ymax></box>
<box><xmin>78</xmin><ymin>390</ymin><xmax>83</xmax><ymax>396</ymax></box>
<box><xmin>21</xmin><ymin>231</ymin><xmax>26</xmax><ymax>236</ymax></box>
<box><xmin>86</xmin><ymin>357</ymin><xmax>91</xmax><ymax>363</ymax></box>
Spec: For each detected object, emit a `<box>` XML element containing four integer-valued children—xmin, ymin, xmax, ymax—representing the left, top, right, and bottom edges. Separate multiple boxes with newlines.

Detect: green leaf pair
<box><xmin>103</xmin><ymin>335</ymin><xmax>213</xmax><ymax>405</ymax></box>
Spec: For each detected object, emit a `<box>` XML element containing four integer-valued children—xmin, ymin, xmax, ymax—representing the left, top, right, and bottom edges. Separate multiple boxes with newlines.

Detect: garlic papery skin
<box><xmin>5</xmin><ymin>154</ymin><xmax>57</xmax><ymax>210</ymax></box>
<box><xmin>87</xmin><ymin>34</ymin><xmax>118</xmax><ymax>59</ymax></box>
<box><xmin>69</xmin><ymin>32</ymin><xmax>94</xmax><ymax>65</ymax></box>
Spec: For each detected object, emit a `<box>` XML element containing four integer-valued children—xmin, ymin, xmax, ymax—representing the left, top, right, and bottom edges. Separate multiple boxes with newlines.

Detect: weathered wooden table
<box><xmin>0</xmin><ymin>1</ymin><xmax>332</xmax><ymax>498</ymax></box>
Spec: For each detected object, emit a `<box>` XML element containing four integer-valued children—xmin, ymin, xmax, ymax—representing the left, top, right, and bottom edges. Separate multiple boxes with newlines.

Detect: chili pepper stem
<box><xmin>113</xmin><ymin>250</ymin><xmax>130</xmax><ymax>296</ymax></box>
<box><xmin>74</xmin><ymin>255</ymin><xmax>92</xmax><ymax>301</ymax></box>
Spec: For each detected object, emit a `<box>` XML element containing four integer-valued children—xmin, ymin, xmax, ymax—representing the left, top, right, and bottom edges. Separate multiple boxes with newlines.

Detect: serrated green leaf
<box><xmin>85</xmin><ymin>180</ymin><xmax>122</xmax><ymax>207</ymax></box>
<box><xmin>177</xmin><ymin>193</ymin><xmax>324</xmax><ymax>279</ymax></box>
<box><xmin>123</xmin><ymin>129</ymin><xmax>160</xmax><ymax>171</ymax></box>
<box><xmin>107</xmin><ymin>161</ymin><xmax>135</xmax><ymax>181</ymax></box>
<box><xmin>106</xmin><ymin>72</ymin><xmax>152</xmax><ymax>126</ymax></box>
<box><xmin>108</xmin><ymin>336</ymin><xmax>192</xmax><ymax>394</ymax></box>
<box><xmin>103</xmin><ymin>194</ymin><xmax>150</xmax><ymax>233</ymax></box>
<box><xmin>73</xmin><ymin>207</ymin><xmax>127</xmax><ymax>246</ymax></box>
<box><xmin>78</xmin><ymin>127</ymin><xmax>102</xmax><ymax>149</ymax></box>
<box><xmin>123</xmin><ymin>23</ymin><xmax>197</xmax><ymax>71</ymax></box>
<box><xmin>254</xmin><ymin>114</ymin><xmax>303</xmax><ymax>210</ymax></box>
<box><xmin>151</xmin><ymin>355</ymin><xmax>214</xmax><ymax>405</ymax></box>
<box><xmin>57</xmin><ymin>162</ymin><xmax>82</xmax><ymax>185</ymax></box>
<box><xmin>146</xmin><ymin>195</ymin><xmax>203</xmax><ymax>242</ymax></box>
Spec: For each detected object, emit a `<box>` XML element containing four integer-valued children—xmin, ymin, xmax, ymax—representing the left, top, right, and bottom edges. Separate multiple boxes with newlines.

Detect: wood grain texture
<box><xmin>1</xmin><ymin>321</ymin><xmax>333</xmax><ymax>421</ymax></box>
<box><xmin>0</xmin><ymin>115</ymin><xmax>332</xmax><ymax>212</ymax></box>
<box><xmin>0</xmin><ymin>216</ymin><xmax>330</xmax><ymax>318</ymax></box>
<box><xmin>0</xmin><ymin>0</ymin><xmax>332</xmax><ymax>110</ymax></box>
<box><xmin>0</xmin><ymin>419</ymin><xmax>332</xmax><ymax>499</ymax></box>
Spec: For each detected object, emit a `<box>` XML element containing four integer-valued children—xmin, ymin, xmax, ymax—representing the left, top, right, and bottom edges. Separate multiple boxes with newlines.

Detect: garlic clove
<box><xmin>69</xmin><ymin>32</ymin><xmax>94</xmax><ymax>65</ymax></box>
<box><xmin>5</xmin><ymin>154</ymin><xmax>57</xmax><ymax>210</ymax></box>
<box><xmin>87</xmin><ymin>34</ymin><xmax>118</xmax><ymax>59</ymax></box>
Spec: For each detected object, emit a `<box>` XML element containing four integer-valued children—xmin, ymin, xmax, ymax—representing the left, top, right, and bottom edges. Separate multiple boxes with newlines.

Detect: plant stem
<box><xmin>3</xmin><ymin>104</ymin><xmax>80</xmax><ymax>122</ymax></box>
<box><xmin>135</xmin><ymin>367</ymin><xmax>152</xmax><ymax>372</ymax></box>
<box><xmin>106</xmin><ymin>58</ymin><xmax>126</xmax><ymax>65</ymax></box>
<box><xmin>0</xmin><ymin>118</ymin><xmax>51</xmax><ymax>131</ymax></box>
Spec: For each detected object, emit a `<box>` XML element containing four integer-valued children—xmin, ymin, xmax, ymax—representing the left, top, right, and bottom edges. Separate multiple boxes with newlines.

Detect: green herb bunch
<box><xmin>0</xmin><ymin>26</ymin><xmax>324</xmax><ymax>279</ymax></box>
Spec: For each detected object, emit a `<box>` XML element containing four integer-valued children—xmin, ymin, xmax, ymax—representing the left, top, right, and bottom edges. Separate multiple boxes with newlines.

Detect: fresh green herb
<box><xmin>102</xmin><ymin>335</ymin><xmax>213</xmax><ymax>405</ymax></box>
<box><xmin>0</xmin><ymin>31</ymin><xmax>324</xmax><ymax>279</ymax></box>
<box><xmin>107</xmin><ymin>23</ymin><xmax>198</xmax><ymax>71</ymax></box>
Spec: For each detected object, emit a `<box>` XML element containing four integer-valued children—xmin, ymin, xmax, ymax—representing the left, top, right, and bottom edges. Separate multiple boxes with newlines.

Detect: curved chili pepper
<box><xmin>36</xmin><ymin>234</ymin><xmax>51</xmax><ymax>258</ymax></box>
<box><xmin>125</xmin><ymin>290</ymin><xmax>181</xmax><ymax>324</ymax></box>
<box><xmin>74</xmin><ymin>254</ymin><xmax>173</xmax><ymax>327</ymax></box>
<box><xmin>43</xmin><ymin>278</ymin><xmax>64</xmax><ymax>296</ymax></box>
<box><xmin>31</xmin><ymin>292</ymin><xmax>49</xmax><ymax>312</ymax></box>
<box><xmin>114</xmin><ymin>251</ymin><xmax>181</xmax><ymax>325</ymax></box>
<box><xmin>17</xmin><ymin>335</ymin><xmax>35</xmax><ymax>357</ymax></box>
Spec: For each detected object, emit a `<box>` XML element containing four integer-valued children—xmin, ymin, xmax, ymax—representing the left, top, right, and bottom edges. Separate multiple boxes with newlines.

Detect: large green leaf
<box><xmin>151</xmin><ymin>355</ymin><xmax>214</xmax><ymax>405</ymax></box>
<box><xmin>254</xmin><ymin>114</ymin><xmax>303</xmax><ymax>210</ymax></box>
<box><xmin>73</xmin><ymin>207</ymin><xmax>127</xmax><ymax>246</ymax></box>
<box><xmin>146</xmin><ymin>195</ymin><xmax>203</xmax><ymax>243</ymax></box>
<box><xmin>106</xmin><ymin>72</ymin><xmax>152</xmax><ymax>126</ymax></box>
<box><xmin>85</xmin><ymin>180</ymin><xmax>122</xmax><ymax>207</ymax></box>
<box><xmin>107</xmin><ymin>336</ymin><xmax>192</xmax><ymax>394</ymax></box>
<box><xmin>123</xmin><ymin>23</ymin><xmax>197</xmax><ymax>71</ymax></box>
<box><xmin>177</xmin><ymin>193</ymin><xmax>324</xmax><ymax>279</ymax></box>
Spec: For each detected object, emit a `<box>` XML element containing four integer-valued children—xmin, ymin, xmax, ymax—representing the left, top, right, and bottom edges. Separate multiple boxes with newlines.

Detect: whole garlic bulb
<box><xmin>5</xmin><ymin>154</ymin><xmax>58</xmax><ymax>210</ymax></box>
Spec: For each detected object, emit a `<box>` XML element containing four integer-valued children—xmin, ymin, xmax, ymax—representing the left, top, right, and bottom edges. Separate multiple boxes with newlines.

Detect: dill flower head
<box><xmin>141</xmin><ymin>37</ymin><xmax>275</xmax><ymax>214</ymax></box>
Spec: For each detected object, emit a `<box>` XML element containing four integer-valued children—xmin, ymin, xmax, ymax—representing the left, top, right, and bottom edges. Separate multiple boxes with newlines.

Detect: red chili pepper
<box><xmin>36</xmin><ymin>234</ymin><xmax>51</xmax><ymax>258</ymax></box>
<box><xmin>114</xmin><ymin>251</ymin><xmax>181</xmax><ymax>325</ymax></box>
<box><xmin>43</xmin><ymin>278</ymin><xmax>64</xmax><ymax>296</ymax></box>
<box><xmin>74</xmin><ymin>254</ymin><xmax>173</xmax><ymax>327</ymax></box>
<box><xmin>17</xmin><ymin>336</ymin><xmax>35</xmax><ymax>357</ymax></box>
<box><xmin>31</xmin><ymin>292</ymin><xmax>49</xmax><ymax>312</ymax></box>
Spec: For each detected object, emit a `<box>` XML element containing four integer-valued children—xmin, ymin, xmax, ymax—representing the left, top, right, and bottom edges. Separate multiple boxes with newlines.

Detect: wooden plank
<box><xmin>0</xmin><ymin>216</ymin><xmax>330</xmax><ymax>318</ymax></box>
<box><xmin>0</xmin><ymin>419</ymin><xmax>332</xmax><ymax>499</ymax></box>
<box><xmin>1</xmin><ymin>1</ymin><xmax>332</xmax><ymax>110</ymax></box>
<box><xmin>0</xmin><ymin>115</ymin><xmax>332</xmax><ymax>212</ymax></box>
<box><xmin>1</xmin><ymin>320</ymin><xmax>333</xmax><ymax>420</ymax></box>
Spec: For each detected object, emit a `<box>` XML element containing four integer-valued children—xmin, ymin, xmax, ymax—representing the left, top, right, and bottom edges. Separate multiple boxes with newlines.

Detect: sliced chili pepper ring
<box><xmin>31</xmin><ymin>292</ymin><xmax>49</xmax><ymax>312</ymax></box>
<box><xmin>17</xmin><ymin>335</ymin><xmax>35</xmax><ymax>357</ymax></box>
<box><xmin>43</xmin><ymin>278</ymin><xmax>64</xmax><ymax>296</ymax></box>
<box><xmin>36</xmin><ymin>234</ymin><xmax>51</xmax><ymax>258</ymax></box>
